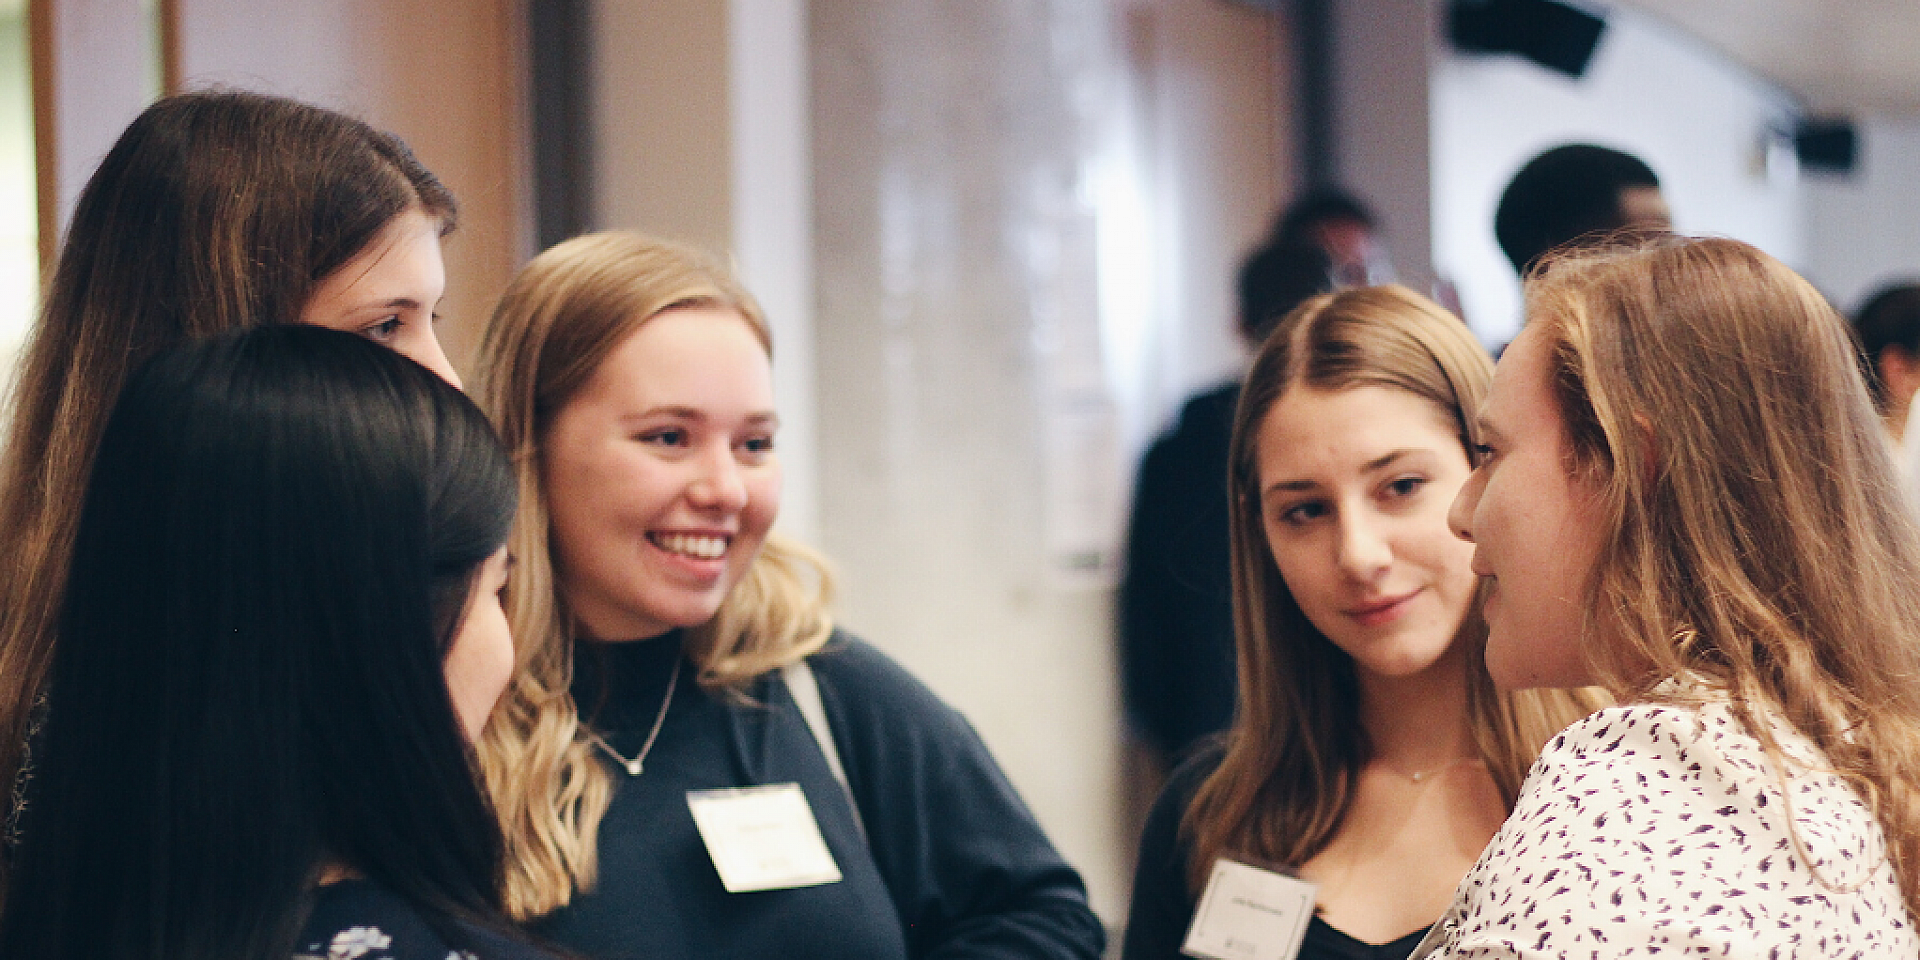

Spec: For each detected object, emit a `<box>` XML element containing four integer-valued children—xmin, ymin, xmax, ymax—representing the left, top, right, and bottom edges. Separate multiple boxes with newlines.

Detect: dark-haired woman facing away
<box><xmin>0</xmin><ymin>326</ymin><xmax>546</xmax><ymax>960</ymax></box>
<box><xmin>1123</xmin><ymin>287</ymin><xmax>1600</xmax><ymax>960</ymax></box>
<box><xmin>0</xmin><ymin>90</ymin><xmax>465</xmax><ymax>868</ymax></box>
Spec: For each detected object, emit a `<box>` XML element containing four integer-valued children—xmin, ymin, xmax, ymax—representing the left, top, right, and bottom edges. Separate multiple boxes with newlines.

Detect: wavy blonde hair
<box><xmin>472</xmin><ymin>232</ymin><xmax>835</xmax><ymax>919</ymax></box>
<box><xmin>1184</xmin><ymin>285</ymin><xmax>1604</xmax><ymax>891</ymax></box>
<box><xmin>1527</xmin><ymin>236</ymin><xmax>1920</xmax><ymax>922</ymax></box>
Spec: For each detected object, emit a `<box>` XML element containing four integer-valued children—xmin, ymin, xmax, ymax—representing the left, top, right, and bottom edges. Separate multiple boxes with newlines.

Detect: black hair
<box><xmin>1494</xmin><ymin>143</ymin><xmax>1662</xmax><ymax>274</ymax></box>
<box><xmin>1237</xmin><ymin>240</ymin><xmax>1336</xmax><ymax>345</ymax></box>
<box><xmin>0</xmin><ymin>325</ymin><xmax>517</xmax><ymax>960</ymax></box>
<box><xmin>1272</xmin><ymin>190</ymin><xmax>1379</xmax><ymax>248</ymax></box>
<box><xmin>1851</xmin><ymin>282</ymin><xmax>1920</xmax><ymax>413</ymax></box>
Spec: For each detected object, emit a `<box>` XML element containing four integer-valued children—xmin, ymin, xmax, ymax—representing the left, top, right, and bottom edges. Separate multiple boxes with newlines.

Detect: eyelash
<box><xmin>359</xmin><ymin>311</ymin><xmax>442</xmax><ymax>343</ymax></box>
<box><xmin>1278</xmin><ymin>502</ymin><xmax>1327</xmax><ymax>526</ymax></box>
<box><xmin>637</xmin><ymin>430</ymin><xmax>777</xmax><ymax>455</ymax></box>
<box><xmin>1272</xmin><ymin>476</ymin><xmax>1427</xmax><ymax>527</ymax></box>
<box><xmin>1385</xmin><ymin>476</ymin><xmax>1424</xmax><ymax>497</ymax></box>
<box><xmin>362</xmin><ymin>316</ymin><xmax>403</xmax><ymax>340</ymax></box>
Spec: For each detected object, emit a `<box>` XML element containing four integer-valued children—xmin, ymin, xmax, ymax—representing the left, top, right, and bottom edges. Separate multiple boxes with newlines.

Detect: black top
<box><xmin>296</xmin><ymin>879</ymin><xmax>550</xmax><ymax>960</ymax></box>
<box><xmin>1119</xmin><ymin>382</ymin><xmax>1241</xmax><ymax>761</ymax></box>
<box><xmin>1123</xmin><ymin>751</ymin><xmax>1431</xmax><ymax>960</ymax></box>
<box><xmin>536</xmin><ymin>629</ymin><xmax>1105</xmax><ymax>960</ymax></box>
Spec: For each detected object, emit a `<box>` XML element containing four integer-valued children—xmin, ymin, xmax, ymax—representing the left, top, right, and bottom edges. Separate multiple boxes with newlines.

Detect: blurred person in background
<box><xmin>1849</xmin><ymin>282</ymin><xmax>1920</xmax><ymax>487</ymax></box>
<box><xmin>1494</xmin><ymin>143</ymin><xmax>1669</xmax><ymax>280</ymax></box>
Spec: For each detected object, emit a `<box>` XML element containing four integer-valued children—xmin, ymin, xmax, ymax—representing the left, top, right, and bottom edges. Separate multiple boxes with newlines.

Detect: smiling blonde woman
<box><xmin>473</xmin><ymin>231</ymin><xmax>1104</xmax><ymax>959</ymax></box>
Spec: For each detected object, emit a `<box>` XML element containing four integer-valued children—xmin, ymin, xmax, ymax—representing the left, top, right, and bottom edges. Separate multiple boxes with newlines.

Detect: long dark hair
<box><xmin>0</xmin><ymin>326</ymin><xmax>516</xmax><ymax>960</ymax></box>
<box><xmin>0</xmin><ymin>90</ymin><xmax>458</xmax><ymax>851</ymax></box>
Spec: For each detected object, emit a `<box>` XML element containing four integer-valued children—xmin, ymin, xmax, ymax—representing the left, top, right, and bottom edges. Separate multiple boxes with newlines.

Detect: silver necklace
<box><xmin>1380</xmin><ymin>757</ymin><xmax>1481</xmax><ymax>783</ymax></box>
<box><xmin>585</xmin><ymin>663</ymin><xmax>680</xmax><ymax>776</ymax></box>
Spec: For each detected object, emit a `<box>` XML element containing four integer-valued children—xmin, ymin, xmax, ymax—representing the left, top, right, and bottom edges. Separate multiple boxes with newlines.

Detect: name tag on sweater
<box><xmin>687</xmin><ymin>783</ymin><xmax>843</xmax><ymax>893</ymax></box>
<box><xmin>1182</xmin><ymin>858</ymin><xmax>1316</xmax><ymax>960</ymax></box>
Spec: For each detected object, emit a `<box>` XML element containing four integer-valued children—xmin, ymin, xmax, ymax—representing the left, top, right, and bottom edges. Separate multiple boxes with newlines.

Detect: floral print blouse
<box><xmin>294</xmin><ymin>879</ymin><xmax>549</xmax><ymax>960</ymax></box>
<box><xmin>1419</xmin><ymin>699</ymin><xmax>1919</xmax><ymax>959</ymax></box>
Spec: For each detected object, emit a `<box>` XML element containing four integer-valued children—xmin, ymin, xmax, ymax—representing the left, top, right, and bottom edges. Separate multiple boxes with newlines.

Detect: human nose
<box><xmin>407</xmin><ymin>326</ymin><xmax>464</xmax><ymax>390</ymax></box>
<box><xmin>687</xmin><ymin>445</ymin><xmax>748</xmax><ymax>513</ymax></box>
<box><xmin>1449</xmin><ymin>469</ymin><xmax>1482</xmax><ymax>543</ymax></box>
<box><xmin>1335</xmin><ymin>510</ymin><xmax>1393</xmax><ymax>582</ymax></box>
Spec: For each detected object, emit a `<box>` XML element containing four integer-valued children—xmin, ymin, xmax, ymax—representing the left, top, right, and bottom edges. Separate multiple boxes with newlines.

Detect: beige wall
<box><xmin>32</xmin><ymin>0</ymin><xmax>154</xmax><ymax>263</ymax></box>
<box><xmin>591</xmin><ymin>0</ymin><xmax>731</xmax><ymax>254</ymax></box>
<box><xmin>809</xmin><ymin>0</ymin><xmax>1286</xmax><ymax>923</ymax></box>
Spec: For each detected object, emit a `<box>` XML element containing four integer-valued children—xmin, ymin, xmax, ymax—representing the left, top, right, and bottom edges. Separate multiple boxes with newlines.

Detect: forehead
<box><xmin>321</xmin><ymin>209</ymin><xmax>443</xmax><ymax>292</ymax></box>
<box><xmin>579</xmin><ymin>305</ymin><xmax>772</xmax><ymax>406</ymax></box>
<box><xmin>1484</xmin><ymin>323</ymin><xmax>1560</xmax><ymax>434</ymax></box>
<box><xmin>1257</xmin><ymin>384</ymin><xmax>1460</xmax><ymax>470</ymax></box>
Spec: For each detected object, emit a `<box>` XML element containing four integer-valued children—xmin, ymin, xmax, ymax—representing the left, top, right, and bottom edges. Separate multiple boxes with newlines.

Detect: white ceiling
<box><xmin>1617</xmin><ymin>0</ymin><xmax>1920</xmax><ymax>117</ymax></box>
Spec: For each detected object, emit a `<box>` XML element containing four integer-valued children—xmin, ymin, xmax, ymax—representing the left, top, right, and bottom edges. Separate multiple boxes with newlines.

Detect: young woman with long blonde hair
<box><xmin>1124</xmin><ymin>285</ymin><xmax>1599</xmax><ymax>960</ymax></box>
<box><xmin>472</xmin><ymin>231</ymin><xmax>1103</xmax><ymax>958</ymax></box>
<box><xmin>1434</xmin><ymin>236</ymin><xmax>1920</xmax><ymax>957</ymax></box>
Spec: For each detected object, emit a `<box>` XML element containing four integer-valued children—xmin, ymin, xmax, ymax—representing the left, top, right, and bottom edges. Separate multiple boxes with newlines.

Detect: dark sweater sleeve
<box><xmin>809</xmin><ymin>634</ymin><xmax>1106</xmax><ymax>960</ymax></box>
<box><xmin>1118</xmin><ymin>385</ymin><xmax>1240</xmax><ymax>760</ymax></box>
<box><xmin>1122</xmin><ymin>750</ymin><xmax>1220</xmax><ymax>960</ymax></box>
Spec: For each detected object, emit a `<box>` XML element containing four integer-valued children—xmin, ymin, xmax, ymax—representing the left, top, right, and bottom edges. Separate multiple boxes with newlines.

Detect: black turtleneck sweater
<box><xmin>533</xmin><ymin>629</ymin><xmax>1105</xmax><ymax>960</ymax></box>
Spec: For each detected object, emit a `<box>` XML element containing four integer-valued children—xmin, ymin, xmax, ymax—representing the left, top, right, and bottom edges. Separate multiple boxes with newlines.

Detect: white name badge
<box><xmin>1181</xmin><ymin>858</ymin><xmax>1317</xmax><ymax>960</ymax></box>
<box><xmin>686</xmin><ymin>783</ymin><xmax>843</xmax><ymax>893</ymax></box>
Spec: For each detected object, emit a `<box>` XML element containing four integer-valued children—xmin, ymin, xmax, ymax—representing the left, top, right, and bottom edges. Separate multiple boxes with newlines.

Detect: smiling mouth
<box><xmin>1344</xmin><ymin>590</ymin><xmax>1421</xmax><ymax>625</ymax></box>
<box><xmin>648</xmin><ymin>532</ymin><xmax>730</xmax><ymax>560</ymax></box>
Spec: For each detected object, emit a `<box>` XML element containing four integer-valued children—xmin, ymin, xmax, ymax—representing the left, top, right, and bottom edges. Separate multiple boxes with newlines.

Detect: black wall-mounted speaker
<box><xmin>1795</xmin><ymin>120</ymin><xmax>1858</xmax><ymax>175</ymax></box>
<box><xmin>1449</xmin><ymin>0</ymin><xmax>1608</xmax><ymax>78</ymax></box>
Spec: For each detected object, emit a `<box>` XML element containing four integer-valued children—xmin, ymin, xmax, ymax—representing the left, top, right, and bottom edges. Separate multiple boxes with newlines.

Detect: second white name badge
<box><xmin>1181</xmin><ymin>858</ymin><xmax>1318</xmax><ymax>960</ymax></box>
<box><xmin>686</xmin><ymin>782</ymin><xmax>843</xmax><ymax>893</ymax></box>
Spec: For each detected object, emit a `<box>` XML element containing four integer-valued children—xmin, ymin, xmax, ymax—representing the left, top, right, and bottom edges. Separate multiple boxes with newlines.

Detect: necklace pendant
<box><xmin>624</xmin><ymin>759</ymin><xmax>644</xmax><ymax>776</ymax></box>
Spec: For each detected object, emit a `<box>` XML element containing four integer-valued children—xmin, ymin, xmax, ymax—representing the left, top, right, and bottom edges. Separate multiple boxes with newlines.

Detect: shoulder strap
<box><xmin>781</xmin><ymin>659</ymin><xmax>867</xmax><ymax>842</ymax></box>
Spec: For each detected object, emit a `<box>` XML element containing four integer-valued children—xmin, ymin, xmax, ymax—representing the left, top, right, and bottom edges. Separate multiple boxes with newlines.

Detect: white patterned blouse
<box><xmin>1418</xmin><ymin>698</ymin><xmax>1919</xmax><ymax>959</ymax></box>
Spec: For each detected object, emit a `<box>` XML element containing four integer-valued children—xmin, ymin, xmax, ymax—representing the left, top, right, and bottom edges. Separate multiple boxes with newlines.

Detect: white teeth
<box><xmin>652</xmin><ymin>533</ymin><xmax>728</xmax><ymax>560</ymax></box>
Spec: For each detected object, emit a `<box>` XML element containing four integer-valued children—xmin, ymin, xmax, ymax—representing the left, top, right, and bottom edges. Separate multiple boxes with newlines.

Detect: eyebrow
<box><xmin>1473</xmin><ymin>414</ymin><xmax>1503</xmax><ymax>442</ymax></box>
<box><xmin>1262</xmin><ymin>449</ymin><xmax>1424</xmax><ymax>495</ymax></box>
<box><xmin>628</xmin><ymin>406</ymin><xmax>781</xmax><ymax>428</ymax></box>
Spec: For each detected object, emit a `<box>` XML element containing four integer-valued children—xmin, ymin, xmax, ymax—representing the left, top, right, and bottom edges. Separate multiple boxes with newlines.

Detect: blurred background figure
<box><xmin>1273</xmin><ymin>191</ymin><xmax>1395</xmax><ymax>289</ymax></box>
<box><xmin>1494</xmin><ymin>143</ymin><xmax>1671</xmax><ymax>278</ymax></box>
<box><xmin>1848</xmin><ymin>282</ymin><xmax>1920</xmax><ymax>491</ymax></box>
<box><xmin>1119</xmin><ymin>190</ymin><xmax>1386</xmax><ymax>768</ymax></box>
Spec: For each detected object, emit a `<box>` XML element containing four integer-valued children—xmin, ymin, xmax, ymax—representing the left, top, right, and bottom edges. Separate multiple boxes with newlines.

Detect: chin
<box><xmin>670</xmin><ymin>595</ymin><xmax>731</xmax><ymax>628</ymax></box>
